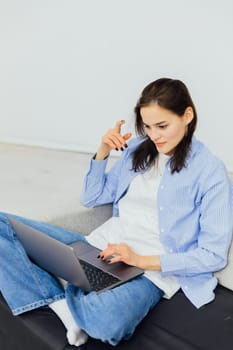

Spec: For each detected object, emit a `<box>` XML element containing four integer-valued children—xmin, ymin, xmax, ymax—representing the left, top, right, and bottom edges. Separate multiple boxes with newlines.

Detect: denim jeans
<box><xmin>0</xmin><ymin>212</ymin><xmax>163</xmax><ymax>345</ymax></box>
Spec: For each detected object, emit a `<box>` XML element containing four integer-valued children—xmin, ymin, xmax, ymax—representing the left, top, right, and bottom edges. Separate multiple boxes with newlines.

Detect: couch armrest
<box><xmin>48</xmin><ymin>204</ymin><xmax>113</xmax><ymax>235</ymax></box>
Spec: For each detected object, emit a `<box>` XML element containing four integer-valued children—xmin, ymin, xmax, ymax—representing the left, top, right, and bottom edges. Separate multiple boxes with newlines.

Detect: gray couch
<box><xmin>0</xmin><ymin>143</ymin><xmax>233</xmax><ymax>349</ymax></box>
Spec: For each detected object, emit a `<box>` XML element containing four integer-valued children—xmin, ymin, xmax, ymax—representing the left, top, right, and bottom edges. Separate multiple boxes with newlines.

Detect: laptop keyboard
<box><xmin>79</xmin><ymin>259</ymin><xmax>121</xmax><ymax>292</ymax></box>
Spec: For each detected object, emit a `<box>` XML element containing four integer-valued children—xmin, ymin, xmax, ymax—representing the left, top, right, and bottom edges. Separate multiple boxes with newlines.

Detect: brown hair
<box><xmin>132</xmin><ymin>78</ymin><xmax>197</xmax><ymax>173</ymax></box>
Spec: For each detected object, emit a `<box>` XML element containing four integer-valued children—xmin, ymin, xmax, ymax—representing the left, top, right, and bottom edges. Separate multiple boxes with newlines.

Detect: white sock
<box><xmin>49</xmin><ymin>298</ymin><xmax>88</xmax><ymax>346</ymax></box>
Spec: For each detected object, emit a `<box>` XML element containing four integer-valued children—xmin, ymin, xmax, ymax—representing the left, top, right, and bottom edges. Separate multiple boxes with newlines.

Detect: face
<box><xmin>140</xmin><ymin>103</ymin><xmax>193</xmax><ymax>155</ymax></box>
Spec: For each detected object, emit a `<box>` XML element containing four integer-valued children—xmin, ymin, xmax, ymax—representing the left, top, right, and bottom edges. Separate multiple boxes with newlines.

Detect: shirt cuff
<box><xmin>88</xmin><ymin>155</ymin><xmax>109</xmax><ymax>175</ymax></box>
<box><xmin>160</xmin><ymin>253</ymin><xmax>186</xmax><ymax>276</ymax></box>
<box><xmin>92</xmin><ymin>153</ymin><xmax>109</xmax><ymax>160</ymax></box>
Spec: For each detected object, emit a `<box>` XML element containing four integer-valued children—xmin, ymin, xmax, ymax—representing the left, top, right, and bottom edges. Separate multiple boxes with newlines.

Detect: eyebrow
<box><xmin>143</xmin><ymin>121</ymin><xmax>167</xmax><ymax>126</ymax></box>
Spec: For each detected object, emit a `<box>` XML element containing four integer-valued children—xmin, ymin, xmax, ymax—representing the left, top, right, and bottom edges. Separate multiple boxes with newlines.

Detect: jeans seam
<box><xmin>12</xmin><ymin>293</ymin><xmax>65</xmax><ymax>315</ymax></box>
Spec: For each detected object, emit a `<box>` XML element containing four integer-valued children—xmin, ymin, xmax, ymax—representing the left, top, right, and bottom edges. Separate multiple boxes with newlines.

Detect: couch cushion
<box><xmin>1</xmin><ymin>285</ymin><xmax>233</xmax><ymax>350</ymax></box>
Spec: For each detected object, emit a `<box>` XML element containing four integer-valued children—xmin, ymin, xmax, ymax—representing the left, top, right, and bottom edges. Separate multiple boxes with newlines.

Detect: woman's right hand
<box><xmin>96</xmin><ymin>120</ymin><xmax>132</xmax><ymax>160</ymax></box>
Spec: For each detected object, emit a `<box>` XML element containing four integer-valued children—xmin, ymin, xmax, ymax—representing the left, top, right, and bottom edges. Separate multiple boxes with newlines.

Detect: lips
<box><xmin>156</xmin><ymin>142</ymin><xmax>166</xmax><ymax>147</ymax></box>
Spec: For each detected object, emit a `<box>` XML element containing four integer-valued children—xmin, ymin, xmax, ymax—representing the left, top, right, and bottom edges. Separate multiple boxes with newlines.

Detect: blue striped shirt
<box><xmin>81</xmin><ymin>136</ymin><xmax>233</xmax><ymax>308</ymax></box>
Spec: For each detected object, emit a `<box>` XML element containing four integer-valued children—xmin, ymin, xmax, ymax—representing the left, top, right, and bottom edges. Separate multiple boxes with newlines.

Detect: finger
<box><xmin>122</xmin><ymin>133</ymin><xmax>132</xmax><ymax>143</ymax></box>
<box><xmin>114</xmin><ymin>120</ymin><xmax>125</xmax><ymax>133</ymax></box>
<box><xmin>99</xmin><ymin>244</ymin><xmax>116</xmax><ymax>260</ymax></box>
<box><xmin>108</xmin><ymin>255</ymin><xmax>122</xmax><ymax>264</ymax></box>
<box><xmin>102</xmin><ymin>137</ymin><xmax>118</xmax><ymax>150</ymax></box>
<box><xmin>110</xmin><ymin>134</ymin><xmax>125</xmax><ymax>149</ymax></box>
<box><xmin>109</xmin><ymin>132</ymin><xmax>131</xmax><ymax>149</ymax></box>
<box><xmin>103</xmin><ymin>134</ymin><xmax>123</xmax><ymax>150</ymax></box>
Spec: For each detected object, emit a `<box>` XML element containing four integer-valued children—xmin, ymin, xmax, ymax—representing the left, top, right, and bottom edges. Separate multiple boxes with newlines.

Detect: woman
<box><xmin>0</xmin><ymin>78</ymin><xmax>232</xmax><ymax>347</ymax></box>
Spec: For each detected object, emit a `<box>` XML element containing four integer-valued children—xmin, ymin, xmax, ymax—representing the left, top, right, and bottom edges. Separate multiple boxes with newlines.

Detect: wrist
<box><xmin>137</xmin><ymin>255</ymin><xmax>161</xmax><ymax>271</ymax></box>
<box><xmin>95</xmin><ymin>145</ymin><xmax>110</xmax><ymax>160</ymax></box>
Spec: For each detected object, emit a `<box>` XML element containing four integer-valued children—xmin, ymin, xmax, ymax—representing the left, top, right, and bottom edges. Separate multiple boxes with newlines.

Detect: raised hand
<box><xmin>96</xmin><ymin>120</ymin><xmax>132</xmax><ymax>160</ymax></box>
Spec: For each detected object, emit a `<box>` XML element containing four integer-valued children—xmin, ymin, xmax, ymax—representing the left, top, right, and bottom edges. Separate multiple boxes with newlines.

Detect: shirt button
<box><xmin>161</xmin><ymin>228</ymin><xmax>165</xmax><ymax>233</ymax></box>
<box><xmin>46</xmin><ymin>298</ymin><xmax>53</xmax><ymax>303</ymax></box>
<box><xmin>184</xmin><ymin>285</ymin><xmax>188</xmax><ymax>290</ymax></box>
<box><xmin>159</xmin><ymin>207</ymin><xmax>164</xmax><ymax>211</ymax></box>
<box><xmin>160</xmin><ymin>185</ymin><xmax>164</xmax><ymax>190</ymax></box>
<box><xmin>169</xmin><ymin>248</ymin><xmax>173</xmax><ymax>253</ymax></box>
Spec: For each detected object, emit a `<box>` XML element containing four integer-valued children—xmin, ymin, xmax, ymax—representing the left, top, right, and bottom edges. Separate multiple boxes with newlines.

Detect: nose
<box><xmin>148</xmin><ymin>128</ymin><xmax>161</xmax><ymax>142</ymax></box>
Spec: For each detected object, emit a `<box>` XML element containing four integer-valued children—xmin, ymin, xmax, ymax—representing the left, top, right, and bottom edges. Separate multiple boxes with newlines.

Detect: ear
<box><xmin>184</xmin><ymin>107</ymin><xmax>194</xmax><ymax>125</ymax></box>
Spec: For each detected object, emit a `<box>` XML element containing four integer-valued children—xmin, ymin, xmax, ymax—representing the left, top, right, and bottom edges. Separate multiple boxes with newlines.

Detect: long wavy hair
<box><xmin>132</xmin><ymin>78</ymin><xmax>197</xmax><ymax>174</ymax></box>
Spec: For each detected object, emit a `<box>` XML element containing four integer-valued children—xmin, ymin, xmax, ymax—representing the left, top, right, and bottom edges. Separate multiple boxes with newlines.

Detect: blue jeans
<box><xmin>0</xmin><ymin>212</ymin><xmax>163</xmax><ymax>345</ymax></box>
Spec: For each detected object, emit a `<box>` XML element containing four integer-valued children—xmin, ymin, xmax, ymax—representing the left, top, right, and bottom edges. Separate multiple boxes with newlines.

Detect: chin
<box><xmin>157</xmin><ymin>146</ymin><xmax>172</xmax><ymax>155</ymax></box>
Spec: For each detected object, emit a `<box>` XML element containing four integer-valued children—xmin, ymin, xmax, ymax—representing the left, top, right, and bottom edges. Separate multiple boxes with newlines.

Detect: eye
<box><xmin>159</xmin><ymin>124</ymin><xmax>168</xmax><ymax>129</ymax></box>
<box><xmin>143</xmin><ymin>124</ymin><xmax>150</xmax><ymax>129</ymax></box>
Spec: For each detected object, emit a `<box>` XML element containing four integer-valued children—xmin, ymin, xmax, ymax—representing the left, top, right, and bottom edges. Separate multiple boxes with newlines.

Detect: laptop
<box><xmin>8</xmin><ymin>217</ymin><xmax>144</xmax><ymax>293</ymax></box>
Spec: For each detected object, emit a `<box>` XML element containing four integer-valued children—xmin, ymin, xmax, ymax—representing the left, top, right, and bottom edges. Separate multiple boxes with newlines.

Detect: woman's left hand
<box><xmin>99</xmin><ymin>242</ymin><xmax>161</xmax><ymax>271</ymax></box>
<box><xmin>99</xmin><ymin>242</ymin><xmax>140</xmax><ymax>267</ymax></box>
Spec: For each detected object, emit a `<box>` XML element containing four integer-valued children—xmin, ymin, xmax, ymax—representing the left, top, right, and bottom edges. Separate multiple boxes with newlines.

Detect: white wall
<box><xmin>0</xmin><ymin>0</ymin><xmax>233</xmax><ymax>170</ymax></box>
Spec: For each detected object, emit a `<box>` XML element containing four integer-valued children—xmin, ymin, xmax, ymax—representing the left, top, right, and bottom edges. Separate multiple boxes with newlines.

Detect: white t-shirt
<box><xmin>87</xmin><ymin>154</ymin><xmax>180</xmax><ymax>298</ymax></box>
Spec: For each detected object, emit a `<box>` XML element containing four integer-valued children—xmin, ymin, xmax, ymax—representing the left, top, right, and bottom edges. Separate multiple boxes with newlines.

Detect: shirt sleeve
<box><xmin>80</xmin><ymin>147</ymin><xmax>132</xmax><ymax>208</ymax></box>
